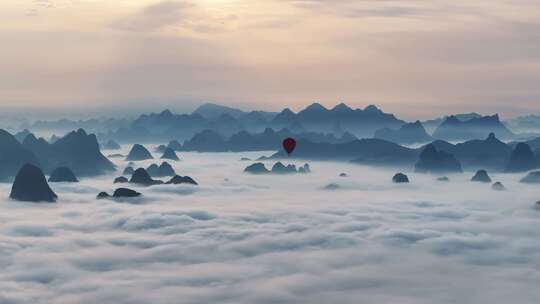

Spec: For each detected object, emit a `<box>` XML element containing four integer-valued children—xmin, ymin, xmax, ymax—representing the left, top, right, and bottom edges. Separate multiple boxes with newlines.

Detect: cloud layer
<box><xmin>1</xmin><ymin>148</ymin><xmax>540</xmax><ymax>303</ymax></box>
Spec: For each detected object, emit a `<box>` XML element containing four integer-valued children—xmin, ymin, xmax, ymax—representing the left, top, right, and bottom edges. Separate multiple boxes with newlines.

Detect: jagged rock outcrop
<box><xmin>271</xmin><ymin>162</ymin><xmax>297</xmax><ymax>174</ymax></box>
<box><xmin>492</xmin><ymin>182</ymin><xmax>505</xmax><ymax>191</ymax></box>
<box><xmin>22</xmin><ymin>129</ymin><xmax>115</xmax><ymax>177</ymax></box>
<box><xmin>14</xmin><ymin>129</ymin><xmax>32</xmax><ymax>143</ymax></box>
<box><xmin>298</xmin><ymin>163</ymin><xmax>311</xmax><ymax>173</ymax></box>
<box><xmin>166</xmin><ymin>175</ymin><xmax>198</xmax><ymax>185</ymax></box>
<box><xmin>96</xmin><ymin>192</ymin><xmax>111</xmax><ymax>199</ymax></box>
<box><xmin>415</xmin><ymin>144</ymin><xmax>462</xmax><ymax>173</ymax></box>
<box><xmin>339</xmin><ymin>173</ymin><xmax>348</xmax><ymax>177</ymax></box>
<box><xmin>437</xmin><ymin>176</ymin><xmax>450</xmax><ymax>182</ymax></box>
<box><xmin>146</xmin><ymin>162</ymin><xmax>176</xmax><ymax>177</ymax></box>
<box><xmin>160</xmin><ymin>148</ymin><xmax>179</xmax><ymax>161</ymax></box>
<box><xmin>129</xmin><ymin>168</ymin><xmax>163</xmax><ymax>186</ymax></box>
<box><xmin>126</xmin><ymin>144</ymin><xmax>153</xmax><ymax>161</ymax></box>
<box><xmin>114</xmin><ymin>176</ymin><xmax>128</xmax><ymax>184</ymax></box>
<box><xmin>10</xmin><ymin>164</ymin><xmax>57</xmax><ymax>202</ymax></box>
<box><xmin>471</xmin><ymin>170</ymin><xmax>491</xmax><ymax>183</ymax></box>
<box><xmin>392</xmin><ymin>173</ymin><xmax>410</xmax><ymax>183</ymax></box>
<box><xmin>0</xmin><ymin>130</ymin><xmax>40</xmax><ymax>181</ymax></box>
<box><xmin>520</xmin><ymin>171</ymin><xmax>540</xmax><ymax>184</ymax></box>
<box><xmin>48</xmin><ymin>167</ymin><xmax>78</xmax><ymax>182</ymax></box>
<box><xmin>123</xmin><ymin>166</ymin><xmax>134</xmax><ymax>176</ymax></box>
<box><xmin>113</xmin><ymin>188</ymin><xmax>142</xmax><ymax>198</ymax></box>
<box><xmin>244</xmin><ymin>163</ymin><xmax>270</xmax><ymax>174</ymax></box>
<box><xmin>504</xmin><ymin>143</ymin><xmax>538</xmax><ymax>173</ymax></box>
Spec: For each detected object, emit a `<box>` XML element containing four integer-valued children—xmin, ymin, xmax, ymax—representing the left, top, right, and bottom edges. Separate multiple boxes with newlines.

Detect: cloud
<box><xmin>1</xmin><ymin>152</ymin><xmax>540</xmax><ymax>303</ymax></box>
<box><xmin>111</xmin><ymin>1</ymin><xmax>196</xmax><ymax>32</ymax></box>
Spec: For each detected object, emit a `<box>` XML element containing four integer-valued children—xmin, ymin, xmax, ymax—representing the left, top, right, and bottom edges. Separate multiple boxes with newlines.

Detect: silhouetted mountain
<box><xmin>14</xmin><ymin>129</ymin><xmax>32</xmax><ymax>143</ymax></box>
<box><xmin>269</xmin><ymin>138</ymin><xmax>417</xmax><ymax>166</ymax></box>
<box><xmin>161</xmin><ymin>147</ymin><xmax>179</xmax><ymax>161</ymax></box>
<box><xmin>270</xmin><ymin>103</ymin><xmax>404</xmax><ymax>137</ymax></box>
<box><xmin>180</xmin><ymin>128</ymin><xmax>357</xmax><ymax>152</ymax></box>
<box><xmin>430</xmin><ymin>133</ymin><xmax>512</xmax><ymax>171</ymax></box>
<box><xmin>10</xmin><ymin>164</ymin><xmax>57</xmax><ymax>202</ymax></box>
<box><xmin>123</xmin><ymin>166</ymin><xmax>134</xmax><ymax>175</ymax></box>
<box><xmin>146</xmin><ymin>162</ymin><xmax>176</xmax><ymax>177</ymax></box>
<box><xmin>375</xmin><ymin>121</ymin><xmax>432</xmax><ymax>144</ymax></box>
<box><xmin>182</xmin><ymin>130</ymin><xmax>227</xmax><ymax>152</ymax></box>
<box><xmin>506</xmin><ymin>115</ymin><xmax>540</xmax><ymax>132</ymax></box>
<box><xmin>47</xmin><ymin>129</ymin><xmax>115</xmax><ymax>176</ymax></box>
<box><xmin>166</xmin><ymin>175</ymin><xmax>198</xmax><ymax>185</ymax></box>
<box><xmin>193</xmin><ymin>103</ymin><xmax>247</xmax><ymax>119</ymax></box>
<box><xmin>433</xmin><ymin>114</ymin><xmax>514</xmax><ymax>141</ymax></box>
<box><xmin>271</xmin><ymin>162</ymin><xmax>297</xmax><ymax>174</ymax></box>
<box><xmin>492</xmin><ymin>182</ymin><xmax>505</xmax><ymax>191</ymax></box>
<box><xmin>471</xmin><ymin>170</ymin><xmax>491</xmax><ymax>183</ymax></box>
<box><xmin>97</xmin><ymin>192</ymin><xmax>111</xmax><ymax>199</ymax></box>
<box><xmin>126</xmin><ymin>144</ymin><xmax>153</xmax><ymax>161</ymax></box>
<box><xmin>422</xmin><ymin>113</ymin><xmax>482</xmax><ymax>133</ymax></box>
<box><xmin>520</xmin><ymin>171</ymin><xmax>540</xmax><ymax>184</ymax></box>
<box><xmin>129</xmin><ymin>168</ymin><xmax>163</xmax><ymax>186</ymax></box>
<box><xmin>16</xmin><ymin>129</ymin><xmax>114</xmax><ymax>177</ymax></box>
<box><xmin>414</xmin><ymin>144</ymin><xmax>462</xmax><ymax>173</ymax></box>
<box><xmin>0</xmin><ymin>130</ymin><xmax>40</xmax><ymax>181</ymax></box>
<box><xmin>113</xmin><ymin>188</ymin><xmax>141</xmax><ymax>198</ymax></box>
<box><xmin>392</xmin><ymin>173</ymin><xmax>409</xmax><ymax>183</ymax></box>
<box><xmin>505</xmin><ymin>143</ymin><xmax>538</xmax><ymax>173</ymax></box>
<box><xmin>48</xmin><ymin>167</ymin><xmax>78</xmax><ymax>182</ymax></box>
<box><xmin>244</xmin><ymin>163</ymin><xmax>270</xmax><ymax>174</ymax></box>
<box><xmin>114</xmin><ymin>176</ymin><xmax>128</xmax><ymax>184</ymax></box>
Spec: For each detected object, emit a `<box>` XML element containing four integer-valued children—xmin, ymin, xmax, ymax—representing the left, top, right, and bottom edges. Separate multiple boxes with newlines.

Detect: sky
<box><xmin>1</xmin><ymin>0</ymin><xmax>540</xmax><ymax>119</ymax></box>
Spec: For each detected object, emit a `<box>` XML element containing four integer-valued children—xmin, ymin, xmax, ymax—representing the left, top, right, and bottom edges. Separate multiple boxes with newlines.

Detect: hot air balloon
<box><xmin>282</xmin><ymin>138</ymin><xmax>296</xmax><ymax>156</ymax></box>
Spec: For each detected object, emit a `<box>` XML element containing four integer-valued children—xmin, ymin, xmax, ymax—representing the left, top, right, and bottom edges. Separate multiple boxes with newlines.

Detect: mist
<box><xmin>1</xmin><ymin>146</ymin><xmax>539</xmax><ymax>303</ymax></box>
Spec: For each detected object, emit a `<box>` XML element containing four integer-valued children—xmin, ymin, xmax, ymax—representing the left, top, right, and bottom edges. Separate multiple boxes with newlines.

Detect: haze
<box><xmin>1</xmin><ymin>0</ymin><xmax>540</xmax><ymax>118</ymax></box>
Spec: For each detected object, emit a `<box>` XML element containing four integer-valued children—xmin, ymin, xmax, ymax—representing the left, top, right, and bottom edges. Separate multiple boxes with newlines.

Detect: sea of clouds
<box><xmin>1</xmin><ymin>147</ymin><xmax>540</xmax><ymax>304</ymax></box>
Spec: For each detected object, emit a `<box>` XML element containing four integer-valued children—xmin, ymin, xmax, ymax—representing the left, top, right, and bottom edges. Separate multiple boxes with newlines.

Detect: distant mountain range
<box><xmin>178</xmin><ymin>128</ymin><xmax>357</xmax><ymax>152</ymax></box>
<box><xmin>267</xmin><ymin>132</ymin><xmax>540</xmax><ymax>172</ymax></box>
<box><xmin>432</xmin><ymin>114</ymin><xmax>514</xmax><ymax>141</ymax></box>
<box><xmin>8</xmin><ymin>102</ymin><xmax>538</xmax><ymax>145</ymax></box>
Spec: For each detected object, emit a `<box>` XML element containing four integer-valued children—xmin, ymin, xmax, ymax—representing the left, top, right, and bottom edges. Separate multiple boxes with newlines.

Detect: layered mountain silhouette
<box><xmin>505</xmin><ymin>143</ymin><xmax>538</xmax><ymax>173</ymax></box>
<box><xmin>375</xmin><ymin>121</ymin><xmax>432</xmax><ymax>144</ymax></box>
<box><xmin>21</xmin><ymin>129</ymin><xmax>115</xmax><ymax>177</ymax></box>
<box><xmin>414</xmin><ymin>144</ymin><xmax>462</xmax><ymax>173</ymax></box>
<box><xmin>181</xmin><ymin>128</ymin><xmax>356</xmax><ymax>152</ymax></box>
<box><xmin>101</xmin><ymin>103</ymin><xmax>405</xmax><ymax>143</ymax></box>
<box><xmin>433</xmin><ymin>114</ymin><xmax>514</xmax><ymax>141</ymax></box>
<box><xmin>270</xmin><ymin>138</ymin><xmax>418</xmax><ymax>166</ymax></box>
<box><xmin>430</xmin><ymin>133</ymin><xmax>513</xmax><ymax>171</ymax></box>
<box><xmin>270</xmin><ymin>103</ymin><xmax>404</xmax><ymax>137</ymax></box>
<box><xmin>0</xmin><ymin>130</ymin><xmax>40</xmax><ymax>181</ymax></box>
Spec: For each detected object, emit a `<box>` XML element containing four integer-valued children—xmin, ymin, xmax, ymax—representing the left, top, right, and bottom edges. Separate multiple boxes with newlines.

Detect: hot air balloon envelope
<box><xmin>282</xmin><ymin>138</ymin><xmax>297</xmax><ymax>155</ymax></box>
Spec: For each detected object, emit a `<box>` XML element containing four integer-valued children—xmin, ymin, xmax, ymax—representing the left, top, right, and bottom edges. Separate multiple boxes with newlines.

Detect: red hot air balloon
<box><xmin>282</xmin><ymin>137</ymin><xmax>297</xmax><ymax>155</ymax></box>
